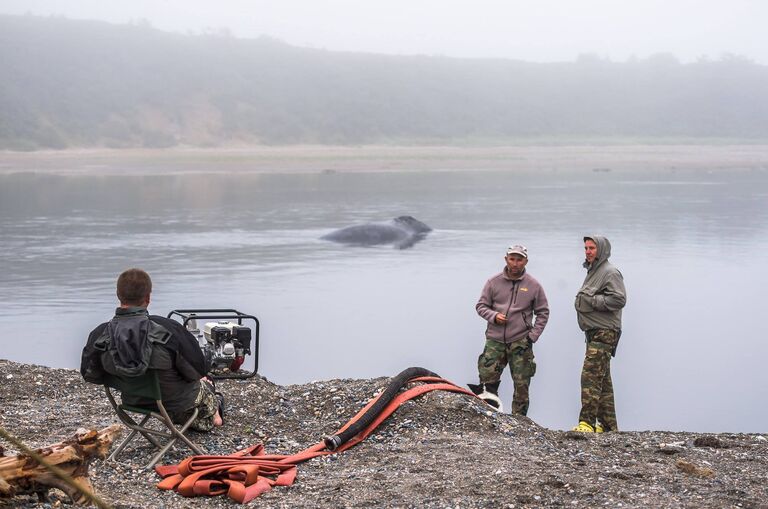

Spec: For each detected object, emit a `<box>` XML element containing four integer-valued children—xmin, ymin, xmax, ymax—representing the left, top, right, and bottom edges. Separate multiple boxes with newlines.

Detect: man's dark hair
<box><xmin>116</xmin><ymin>268</ymin><xmax>152</xmax><ymax>306</ymax></box>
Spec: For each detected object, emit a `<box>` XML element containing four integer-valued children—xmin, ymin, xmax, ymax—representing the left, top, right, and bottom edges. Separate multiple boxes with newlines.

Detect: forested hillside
<box><xmin>2</xmin><ymin>15</ymin><xmax>768</xmax><ymax>150</ymax></box>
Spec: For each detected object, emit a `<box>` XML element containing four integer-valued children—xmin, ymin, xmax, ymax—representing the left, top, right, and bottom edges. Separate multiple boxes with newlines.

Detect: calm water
<box><xmin>1</xmin><ymin>167</ymin><xmax>766</xmax><ymax>433</ymax></box>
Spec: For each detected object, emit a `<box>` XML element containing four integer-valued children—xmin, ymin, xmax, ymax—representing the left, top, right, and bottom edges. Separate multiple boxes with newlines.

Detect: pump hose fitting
<box><xmin>322</xmin><ymin>367</ymin><xmax>438</xmax><ymax>451</ymax></box>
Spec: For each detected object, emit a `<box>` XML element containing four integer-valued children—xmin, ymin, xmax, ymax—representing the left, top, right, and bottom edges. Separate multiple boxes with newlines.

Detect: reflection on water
<box><xmin>1</xmin><ymin>168</ymin><xmax>767</xmax><ymax>433</ymax></box>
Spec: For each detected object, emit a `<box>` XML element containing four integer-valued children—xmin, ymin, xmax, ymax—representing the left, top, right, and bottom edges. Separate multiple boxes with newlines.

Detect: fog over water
<box><xmin>2</xmin><ymin>0</ymin><xmax>767</xmax><ymax>64</ymax></box>
<box><xmin>1</xmin><ymin>167</ymin><xmax>766</xmax><ymax>433</ymax></box>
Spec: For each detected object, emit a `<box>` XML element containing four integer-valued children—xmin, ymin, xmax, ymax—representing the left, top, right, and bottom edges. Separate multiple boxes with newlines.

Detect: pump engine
<box><xmin>203</xmin><ymin>321</ymin><xmax>251</xmax><ymax>372</ymax></box>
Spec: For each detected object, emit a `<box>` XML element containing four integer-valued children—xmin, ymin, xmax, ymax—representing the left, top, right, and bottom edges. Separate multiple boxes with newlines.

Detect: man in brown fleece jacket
<box><xmin>473</xmin><ymin>245</ymin><xmax>550</xmax><ymax>415</ymax></box>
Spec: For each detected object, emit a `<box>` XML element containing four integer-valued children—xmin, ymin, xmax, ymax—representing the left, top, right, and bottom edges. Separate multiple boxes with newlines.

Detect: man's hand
<box><xmin>495</xmin><ymin>313</ymin><xmax>507</xmax><ymax>324</ymax></box>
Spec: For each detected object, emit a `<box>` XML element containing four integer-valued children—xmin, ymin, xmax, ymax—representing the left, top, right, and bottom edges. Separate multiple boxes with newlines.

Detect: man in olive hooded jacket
<box><xmin>573</xmin><ymin>235</ymin><xmax>626</xmax><ymax>432</ymax></box>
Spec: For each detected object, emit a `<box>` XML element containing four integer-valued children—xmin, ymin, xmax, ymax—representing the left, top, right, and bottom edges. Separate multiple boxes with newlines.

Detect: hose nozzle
<box><xmin>323</xmin><ymin>435</ymin><xmax>342</xmax><ymax>451</ymax></box>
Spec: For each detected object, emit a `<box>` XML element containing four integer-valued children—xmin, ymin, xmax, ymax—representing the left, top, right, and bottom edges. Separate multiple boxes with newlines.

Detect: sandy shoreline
<box><xmin>1</xmin><ymin>144</ymin><xmax>768</xmax><ymax>176</ymax></box>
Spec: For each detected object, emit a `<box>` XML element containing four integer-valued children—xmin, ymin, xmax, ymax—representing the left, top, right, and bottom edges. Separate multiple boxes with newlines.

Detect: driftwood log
<box><xmin>0</xmin><ymin>424</ymin><xmax>121</xmax><ymax>505</ymax></box>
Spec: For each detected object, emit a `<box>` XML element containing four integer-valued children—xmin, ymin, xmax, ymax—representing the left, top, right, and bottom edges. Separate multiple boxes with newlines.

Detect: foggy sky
<box><xmin>2</xmin><ymin>0</ymin><xmax>767</xmax><ymax>64</ymax></box>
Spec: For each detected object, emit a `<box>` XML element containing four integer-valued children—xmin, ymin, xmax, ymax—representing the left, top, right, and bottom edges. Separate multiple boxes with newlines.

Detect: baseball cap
<box><xmin>506</xmin><ymin>245</ymin><xmax>528</xmax><ymax>258</ymax></box>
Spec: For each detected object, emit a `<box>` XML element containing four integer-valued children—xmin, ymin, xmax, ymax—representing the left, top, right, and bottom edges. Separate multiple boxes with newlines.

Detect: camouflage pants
<box><xmin>578</xmin><ymin>329</ymin><xmax>619</xmax><ymax>431</ymax></box>
<box><xmin>477</xmin><ymin>339</ymin><xmax>536</xmax><ymax>415</ymax></box>
<box><xmin>173</xmin><ymin>380</ymin><xmax>219</xmax><ymax>432</ymax></box>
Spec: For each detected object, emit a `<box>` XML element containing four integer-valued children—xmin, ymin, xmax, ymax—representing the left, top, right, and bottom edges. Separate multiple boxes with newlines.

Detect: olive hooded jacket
<box><xmin>574</xmin><ymin>235</ymin><xmax>626</xmax><ymax>332</ymax></box>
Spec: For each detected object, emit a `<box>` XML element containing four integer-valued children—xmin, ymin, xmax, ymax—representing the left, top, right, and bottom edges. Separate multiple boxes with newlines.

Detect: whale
<box><xmin>321</xmin><ymin>216</ymin><xmax>432</xmax><ymax>249</ymax></box>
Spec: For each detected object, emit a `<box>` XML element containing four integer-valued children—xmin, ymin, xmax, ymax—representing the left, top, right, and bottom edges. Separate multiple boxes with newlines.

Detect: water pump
<box><xmin>168</xmin><ymin>309</ymin><xmax>260</xmax><ymax>379</ymax></box>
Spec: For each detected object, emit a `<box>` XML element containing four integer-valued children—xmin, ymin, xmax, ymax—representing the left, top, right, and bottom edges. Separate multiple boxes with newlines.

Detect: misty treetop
<box><xmin>2</xmin><ymin>14</ymin><xmax>768</xmax><ymax>150</ymax></box>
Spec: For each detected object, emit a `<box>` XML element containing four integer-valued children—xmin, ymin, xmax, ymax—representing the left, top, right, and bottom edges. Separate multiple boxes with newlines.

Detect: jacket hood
<box><xmin>96</xmin><ymin>307</ymin><xmax>170</xmax><ymax>376</ymax></box>
<box><xmin>583</xmin><ymin>235</ymin><xmax>611</xmax><ymax>270</ymax></box>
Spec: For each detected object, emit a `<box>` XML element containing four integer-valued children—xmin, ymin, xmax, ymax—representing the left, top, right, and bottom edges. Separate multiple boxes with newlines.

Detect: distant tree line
<box><xmin>2</xmin><ymin>14</ymin><xmax>768</xmax><ymax>150</ymax></box>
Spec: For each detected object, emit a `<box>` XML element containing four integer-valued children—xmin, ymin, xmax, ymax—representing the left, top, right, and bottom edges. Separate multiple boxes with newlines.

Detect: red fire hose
<box><xmin>155</xmin><ymin>368</ymin><xmax>476</xmax><ymax>504</ymax></box>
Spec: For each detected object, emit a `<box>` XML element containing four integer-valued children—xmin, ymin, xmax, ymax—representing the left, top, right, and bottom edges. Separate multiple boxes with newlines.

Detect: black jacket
<box><xmin>81</xmin><ymin>307</ymin><xmax>209</xmax><ymax>415</ymax></box>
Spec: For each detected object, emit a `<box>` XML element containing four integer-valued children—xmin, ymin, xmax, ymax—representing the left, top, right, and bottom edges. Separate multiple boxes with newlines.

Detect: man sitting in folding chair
<box><xmin>80</xmin><ymin>268</ymin><xmax>223</xmax><ymax>465</ymax></box>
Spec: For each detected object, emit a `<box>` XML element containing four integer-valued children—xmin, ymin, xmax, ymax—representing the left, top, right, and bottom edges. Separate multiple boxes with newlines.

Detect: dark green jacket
<box><xmin>81</xmin><ymin>307</ymin><xmax>209</xmax><ymax>415</ymax></box>
<box><xmin>574</xmin><ymin>235</ymin><xmax>626</xmax><ymax>332</ymax></box>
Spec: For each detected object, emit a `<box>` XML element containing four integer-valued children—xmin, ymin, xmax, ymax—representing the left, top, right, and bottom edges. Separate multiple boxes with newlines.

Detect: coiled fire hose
<box><xmin>155</xmin><ymin>367</ymin><xmax>476</xmax><ymax>504</ymax></box>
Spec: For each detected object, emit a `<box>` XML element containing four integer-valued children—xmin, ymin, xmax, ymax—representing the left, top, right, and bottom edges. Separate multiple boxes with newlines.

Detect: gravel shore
<box><xmin>1</xmin><ymin>359</ymin><xmax>766</xmax><ymax>508</ymax></box>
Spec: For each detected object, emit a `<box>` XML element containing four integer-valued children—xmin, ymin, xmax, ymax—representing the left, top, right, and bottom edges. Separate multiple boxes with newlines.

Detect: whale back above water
<box><xmin>321</xmin><ymin>215</ymin><xmax>432</xmax><ymax>249</ymax></box>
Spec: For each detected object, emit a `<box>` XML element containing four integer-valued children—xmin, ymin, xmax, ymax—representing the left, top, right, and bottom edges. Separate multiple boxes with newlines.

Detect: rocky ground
<box><xmin>0</xmin><ymin>359</ymin><xmax>766</xmax><ymax>509</ymax></box>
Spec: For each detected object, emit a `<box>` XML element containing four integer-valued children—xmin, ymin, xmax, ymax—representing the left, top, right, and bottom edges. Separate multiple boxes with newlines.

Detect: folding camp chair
<box><xmin>103</xmin><ymin>370</ymin><xmax>206</xmax><ymax>469</ymax></box>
